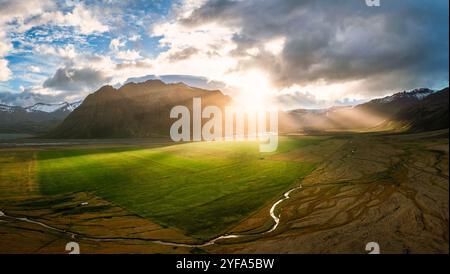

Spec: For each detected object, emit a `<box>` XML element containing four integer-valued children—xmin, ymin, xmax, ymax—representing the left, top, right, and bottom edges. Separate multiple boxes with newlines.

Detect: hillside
<box><xmin>50</xmin><ymin>80</ymin><xmax>232</xmax><ymax>138</ymax></box>
<box><xmin>3</xmin><ymin>84</ymin><xmax>448</xmax><ymax>137</ymax></box>
<box><xmin>281</xmin><ymin>88</ymin><xmax>448</xmax><ymax>133</ymax></box>
<box><xmin>393</xmin><ymin>87</ymin><xmax>449</xmax><ymax>132</ymax></box>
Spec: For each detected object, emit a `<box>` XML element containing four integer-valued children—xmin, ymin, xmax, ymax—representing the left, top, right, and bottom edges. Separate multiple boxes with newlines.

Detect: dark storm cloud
<box><xmin>43</xmin><ymin>67</ymin><xmax>111</xmax><ymax>92</ymax></box>
<box><xmin>182</xmin><ymin>0</ymin><xmax>449</xmax><ymax>95</ymax></box>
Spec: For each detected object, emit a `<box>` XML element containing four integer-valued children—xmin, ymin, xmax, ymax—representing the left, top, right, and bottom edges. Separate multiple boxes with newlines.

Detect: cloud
<box><xmin>0</xmin><ymin>88</ymin><xmax>63</xmax><ymax>106</ymax></box>
<box><xmin>0</xmin><ymin>59</ymin><xmax>12</xmax><ymax>81</ymax></box>
<box><xmin>110</xmin><ymin>38</ymin><xmax>126</xmax><ymax>51</ymax></box>
<box><xmin>115</xmin><ymin>60</ymin><xmax>153</xmax><ymax>71</ymax></box>
<box><xmin>0</xmin><ymin>30</ymin><xmax>12</xmax><ymax>81</ymax></box>
<box><xmin>1</xmin><ymin>0</ymin><xmax>448</xmax><ymax>109</ymax></box>
<box><xmin>28</xmin><ymin>65</ymin><xmax>41</xmax><ymax>73</ymax></box>
<box><xmin>168</xmin><ymin>47</ymin><xmax>199</xmax><ymax>62</ymax></box>
<box><xmin>109</xmin><ymin>37</ymin><xmax>143</xmax><ymax>61</ymax></box>
<box><xmin>43</xmin><ymin>67</ymin><xmax>111</xmax><ymax>92</ymax></box>
<box><xmin>1</xmin><ymin>1</ymin><xmax>105</xmax><ymax>83</ymax></box>
<box><xmin>129</xmin><ymin>34</ymin><xmax>142</xmax><ymax>42</ymax></box>
<box><xmin>275</xmin><ymin>90</ymin><xmax>327</xmax><ymax>110</ymax></box>
<box><xmin>0</xmin><ymin>24</ymin><xmax>12</xmax><ymax>82</ymax></box>
<box><xmin>18</xmin><ymin>3</ymin><xmax>109</xmax><ymax>35</ymax></box>
<box><xmin>115</xmin><ymin>49</ymin><xmax>142</xmax><ymax>61</ymax></box>
<box><xmin>150</xmin><ymin>18</ymin><xmax>238</xmax><ymax>83</ymax></box>
<box><xmin>0</xmin><ymin>32</ymin><xmax>12</xmax><ymax>57</ymax></box>
<box><xmin>0</xmin><ymin>0</ymin><xmax>53</xmax><ymax>24</ymax></box>
<box><xmin>152</xmin><ymin>0</ymin><xmax>449</xmax><ymax>101</ymax></box>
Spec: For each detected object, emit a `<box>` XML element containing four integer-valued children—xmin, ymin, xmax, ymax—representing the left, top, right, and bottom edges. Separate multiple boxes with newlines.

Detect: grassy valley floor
<box><xmin>0</xmin><ymin>132</ymin><xmax>448</xmax><ymax>253</ymax></box>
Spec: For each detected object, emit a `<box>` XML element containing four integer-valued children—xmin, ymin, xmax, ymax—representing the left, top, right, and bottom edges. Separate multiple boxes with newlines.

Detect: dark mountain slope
<box><xmin>50</xmin><ymin>80</ymin><xmax>232</xmax><ymax>138</ymax></box>
<box><xmin>280</xmin><ymin>88</ymin><xmax>445</xmax><ymax>133</ymax></box>
<box><xmin>393</xmin><ymin>87</ymin><xmax>449</xmax><ymax>132</ymax></box>
<box><xmin>355</xmin><ymin>88</ymin><xmax>435</xmax><ymax>117</ymax></box>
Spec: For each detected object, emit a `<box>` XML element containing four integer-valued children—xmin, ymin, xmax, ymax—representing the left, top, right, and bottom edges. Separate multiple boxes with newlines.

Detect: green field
<box><xmin>1</xmin><ymin>132</ymin><xmax>448</xmax><ymax>253</ymax></box>
<box><xmin>3</xmin><ymin>137</ymin><xmax>320</xmax><ymax>241</ymax></box>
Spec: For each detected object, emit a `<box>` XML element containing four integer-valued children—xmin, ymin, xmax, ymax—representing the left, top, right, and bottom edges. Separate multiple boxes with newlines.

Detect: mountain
<box><xmin>25</xmin><ymin>101</ymin><xmax>82</xmax><ymax>113</ymax></box>
<box><xmin>281</xmin><ymin>88</ymin><xmax>443</xmax><ymax>133</ymax></box>
<box><xmin>50</xmin><ymin>80</ymin><xmax>232</xmax><ymax>138</ymax></box>
<box><xmin>391</xmin><ymin>87</ymin><xmax>449</xmax><ymax>132</ymax></box>
<box><xmin>3</xmin><ymin>83</ymin><xmax>446</xmax><ymax>137</ymax></box>
<box><xmin>0</xmin><ymin>101</ymin><xmax>82</xmax><ymax>134</ymax></box>
<box><xmin>356</xmin><ymin>88</ymin><xmax>435</xmax><ymax>117</ymax></box>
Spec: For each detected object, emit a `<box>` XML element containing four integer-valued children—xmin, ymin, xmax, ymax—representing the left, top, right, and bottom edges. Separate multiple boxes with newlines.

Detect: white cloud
<box><xmin>0</xmin><ymin>31</ymin><xmax>12</xmax><ymax>57</ymax></box>
<box><xmin>264</xmin><ymin>37</ymin><xmax>285</xmax><ymax>55</ymax></box>
<box><xmin>27</xmin><ymin>86</ymin><xmax>61</xmax><ymax>96</ymax></box>
<box><xmin>18</xmin><ymin>3</ymin><xmax>109</xmax><ymax>35</ymax></box>
<box><xmin>129</xmin><ymin>34</ymin><xmax>142</xmax><ymax>42</ymax></box>
<box><xmin>34</xmin><ymin>44</ymin><xmax>77</xmax><ymax>59</ymax></box>
<box><xmin>0</xmin><ymin>0</ymin><xmax>54</xmax><ymax>24</ymax></box>
<box><xmin>1</xmin><ymin>1</ymin><xmax>106</xmax><ymax>84</ymax></box>
<box><xmin>110</xmin><ymin>38</ymin><xmax>126</xmax><ymax>51</ymax></box>
<box><xmin>245</xmin><ymin>47</ymin><xmax>260</xmax><ymax>57</ymax></box>
<box><xmin>57</xmin><ymin>44</ymin><xmax>77</xmax><ymax>59</ymax></box>
<box><xmin>115</xmin><ymin>49</ymin><xmax>142</xmax><ymax>61</ymax></box>
<box><xmin>28</xmin><ymin>65</ymin><xmax>41</xmax><ymax>73</ymax></box>
<box><xmin>0</xmin><ymin>59</ymin><xmax>12</xmax><ymax>81</ymax></box>
<box><xmin>171</xmin><ymin>0</ymin><xmax>208</xmax><ymax>19</ymax></box>
<box><xmin>110</xmin><ymin>37</ymin><xmax>142</xmax><ymax>61</ymax></box>
<box><xmin>0</xmin><ymin>24</ymin><xmax>13</xmax><ymax>82</ymax></box>
<box><xmin>150</xmin><ymin>19</ymin><xmax>239</xmax><ymax>82</ymax></box>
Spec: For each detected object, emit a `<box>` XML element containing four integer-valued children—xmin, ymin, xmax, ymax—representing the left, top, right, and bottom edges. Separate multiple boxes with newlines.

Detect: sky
<box><xmin>0</xmin><ymin>0</ymin><xmax>448</xmax><ymax>109</ymax></box>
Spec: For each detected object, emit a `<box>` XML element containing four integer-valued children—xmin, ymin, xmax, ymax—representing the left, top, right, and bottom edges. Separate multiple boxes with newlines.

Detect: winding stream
<box><xmin>0</xmin><ymin>184</ymin><xmax>302</xmax><ymax>248</ymax></box>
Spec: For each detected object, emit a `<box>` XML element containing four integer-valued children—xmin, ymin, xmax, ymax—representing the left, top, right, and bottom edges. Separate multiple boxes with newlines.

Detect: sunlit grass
<box><xmin>35</xmin><ymin>137</ymin><xmax>319</xmax><ymax>240</ymax></box>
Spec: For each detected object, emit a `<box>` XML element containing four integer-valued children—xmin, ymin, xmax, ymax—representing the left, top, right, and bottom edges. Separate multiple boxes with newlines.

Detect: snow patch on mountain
<box><xmin>1</xmin><ymin>100</ymin><xmax>83</xmax><ymax>114</ymax></box>
<box><xmin>0</xmin><ymin>105</ymin><xmax>13</xmax><ymax>113</ymax></box>
<box><xmin>376</xmin><ymin>88</ymin><xmax>435</xmax><ymax>104</ymax></box>
<box><xmin>26</xmin><ymin>103</ymin><xmax>67</xmax><ymax>113</ymax></box>
<box><xmin>25</xmin><ymin>101</ymin><xmax>83</xmax><ymax>113</ymax></box>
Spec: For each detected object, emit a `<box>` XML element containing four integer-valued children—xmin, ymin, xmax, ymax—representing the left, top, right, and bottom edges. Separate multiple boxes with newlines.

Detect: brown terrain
<box><xmin>1</xmin><ymin>130</ymin><xmax>448</xmax><ymax>254</ymax></box>
<box><xmin>207</xmin><ymin>130</ymin><xmax>449</xmax><ymax>253</ymax></box>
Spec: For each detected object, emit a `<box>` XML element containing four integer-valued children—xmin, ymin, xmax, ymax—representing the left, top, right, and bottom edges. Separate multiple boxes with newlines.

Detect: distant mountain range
<box><xmin>281</xmin><ymin>87</ymin><xmax>448</xmax><ymax>133</ymax></box>
<box><xmin>1</xmin><ymin>81</ymin><xmax>448</xmax><ymax>137</ymax></box>
<box><xmin>0</xmin><ymin>101</ymin><xmax>82</xmax><ymax>134</ymax></box>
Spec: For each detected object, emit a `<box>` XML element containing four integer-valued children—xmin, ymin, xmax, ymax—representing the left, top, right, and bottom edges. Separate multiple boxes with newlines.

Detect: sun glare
<box><xmin>227</xmin><ymin>70</ymin><xmax>277</xmax><ymax>111</ymax></box>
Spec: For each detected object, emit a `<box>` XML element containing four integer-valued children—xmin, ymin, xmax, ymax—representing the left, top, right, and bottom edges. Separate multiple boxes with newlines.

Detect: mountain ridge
<box><xmin>0</xmin><ymin>100</ymin><xmax>83</xmax><ymax>134</ymax></box>
<box><xmin>281</xmin><ymin>87</ymin><xmax>448</xmax><ymax>133</ymax></box>
<box><xmin>390</xmin><ymin>87</ymin><xmax>449</xmax><ymax>132</ymax></box>
<box><xmin>1</xmin><ymin>82</ymin><xmax>447</xmax><ymax>136</ymax></box>
<box><xmin>49</xmin><ymin>80</ymin><xmax>232</xmax><ymax>138</ymax></box>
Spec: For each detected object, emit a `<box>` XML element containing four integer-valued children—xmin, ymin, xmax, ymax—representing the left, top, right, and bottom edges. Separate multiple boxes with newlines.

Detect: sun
<box><xmin>227</xmin><ymin>69</ymin><xmax>277</xmax><ymax>111</ymax></box>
